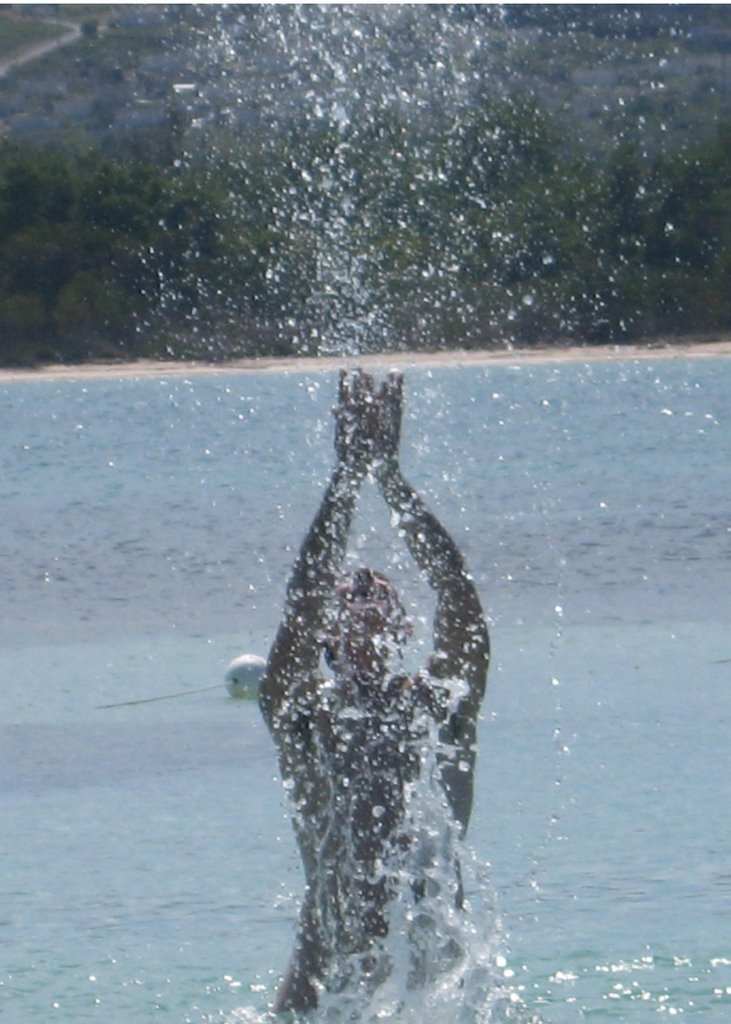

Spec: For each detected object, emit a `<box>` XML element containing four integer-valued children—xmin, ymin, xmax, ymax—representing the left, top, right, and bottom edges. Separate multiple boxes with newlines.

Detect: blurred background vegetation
<box><xmin>0</xmin><ymin>3</ymin><xmax>729</xmax><ymax>366</ymax></box>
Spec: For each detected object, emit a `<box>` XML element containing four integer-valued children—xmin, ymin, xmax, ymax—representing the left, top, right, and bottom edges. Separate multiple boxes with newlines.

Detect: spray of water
<box><xmin>168</xmin><ymin>5</ymin><xmax>546</xmax><ymax>358</ymax></box>
<box><xmin>226</xmin><ymin>667</ymin><xmax>539</xmax><ymax>1024</ymax></box>
<box><xmin>180</xmin><ymin>10</ymin><xmax>576</xmax><ymax>1020</ymax></box>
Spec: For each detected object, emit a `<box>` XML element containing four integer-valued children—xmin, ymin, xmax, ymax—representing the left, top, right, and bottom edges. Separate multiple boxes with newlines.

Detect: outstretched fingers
<box><xmin>352</xmin><ymin>368</ymin><xmax>374</xmax><ymax>405</ymax></box>
<box><xmin>378</xmin><ymin>370</ymin><xmax>403</xmax><ymax>404</ymax></box>
<box><xmin>333</xmin><ymin>369</ymin><xmax>405</xmax><ymax>476</ymax></box>
<box><xmin>373</xmin><ymin>371</ymin><xmax>404</xmax><ymax>471</ymax></box>
<box><xmin>333</xmin><ymin>369</ymin><xmax>379</xmax><ymax>474</ymax></box>
<box><xmin>336</xmin><ymin>369</ymin><xmax>375</xmax><ymax>413</ymax></box>
<box><xmin>337</xmin><ymin>368</ymin><xmax>349</xmax><ymax>407</ymax></box>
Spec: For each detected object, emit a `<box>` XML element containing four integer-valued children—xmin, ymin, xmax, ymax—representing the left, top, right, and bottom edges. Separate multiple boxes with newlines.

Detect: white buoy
<box><xmin>225</xmin><ymin>653</ymin><xmax>267</xmax><ymax>699</ymax></box>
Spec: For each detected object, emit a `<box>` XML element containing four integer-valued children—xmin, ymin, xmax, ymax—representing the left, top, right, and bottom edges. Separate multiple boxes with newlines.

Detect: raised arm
<box><xmin>376</xmin><ymin>373</ymin><xmax>489</xmax><ymax>683</ymax></box>
<box><xmin>374</xmin><ymin>374</ymin><xmax>489</xmax><ymax>833</ymax></box>
<box><xmin>380</xmin><ymin>469</ymin><xmax>489</xmax><ymax>700</ymax></box>
<box><xmin>259</xmin><ymin>371</ymin><xmax>380</xmax><ymax>730</ymax></box>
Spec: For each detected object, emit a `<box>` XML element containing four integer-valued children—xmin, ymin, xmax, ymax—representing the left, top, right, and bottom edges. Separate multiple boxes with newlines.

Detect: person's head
<box><xmin>324</xmin><ymin>567</ymin><xmax>411</xmax><ymax>677</ymax></box>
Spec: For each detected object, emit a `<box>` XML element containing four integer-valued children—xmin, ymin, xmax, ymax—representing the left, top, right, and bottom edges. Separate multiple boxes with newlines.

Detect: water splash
<box><xmin>229</xmin><ymin>679</ymin><xmax>538</xmax><ymax>1024</ymax></box>
<box><xmin>172</xmin><ymin>5</ymin><xmax>538</xmax><ymax>358</ymax></box>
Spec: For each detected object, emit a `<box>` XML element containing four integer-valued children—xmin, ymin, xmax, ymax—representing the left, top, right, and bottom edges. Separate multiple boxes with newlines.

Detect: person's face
<box><xmin>337</xmin><ymin>594</ymin><xmax>395</xmax><ymax>674</ymax></box>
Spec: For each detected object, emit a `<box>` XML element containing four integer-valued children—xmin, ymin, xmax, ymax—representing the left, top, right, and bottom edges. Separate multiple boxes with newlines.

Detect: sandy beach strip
<box><xmin>1</xmin><ymin>337</ymin><xmax>729</xmax><ymax>383</ymax></box>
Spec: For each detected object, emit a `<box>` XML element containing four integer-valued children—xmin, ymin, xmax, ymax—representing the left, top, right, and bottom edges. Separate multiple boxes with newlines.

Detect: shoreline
<box><xmin>1</xmin><ymin>337</ymin><xmax>729</xmax><ymax>382</ymax></box>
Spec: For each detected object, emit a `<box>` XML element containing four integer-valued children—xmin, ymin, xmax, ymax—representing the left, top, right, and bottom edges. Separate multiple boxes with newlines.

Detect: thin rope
<box><xmin>97</xmin><ymin>683</ymin><xmax>223</xmax><ymax>710</ymax></box>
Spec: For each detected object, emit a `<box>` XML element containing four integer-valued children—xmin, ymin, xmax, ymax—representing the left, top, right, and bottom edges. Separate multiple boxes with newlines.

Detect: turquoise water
<box><xmin>2</xmin><ymin>358</ymin><xmax>730</xmax><ymax>1022</ymax></box>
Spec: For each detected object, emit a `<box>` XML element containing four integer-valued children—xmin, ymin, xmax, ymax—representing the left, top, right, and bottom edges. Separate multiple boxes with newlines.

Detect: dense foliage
<box><xmin>0</xmin><ymin>98</ymin><xmax>729</xmax><ymax>365</ymax></box>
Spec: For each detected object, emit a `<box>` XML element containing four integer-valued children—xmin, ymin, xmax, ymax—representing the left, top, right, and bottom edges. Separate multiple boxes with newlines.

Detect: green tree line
<box><xmin>0</xmin><ymin>97</ymin><xmax>729</xmax><ymax>366</ymax></box>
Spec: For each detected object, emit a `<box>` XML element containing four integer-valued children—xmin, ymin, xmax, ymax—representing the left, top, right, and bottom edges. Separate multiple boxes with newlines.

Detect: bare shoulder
<box><xmin>409</xmin><ymin>658</ymin><xmax>472</xmax><ymax>721</ymax></box>
<box><xmin>260</xmin><ymin>666</ymin><xmax>328</xmax><ymax>733</ymax></box>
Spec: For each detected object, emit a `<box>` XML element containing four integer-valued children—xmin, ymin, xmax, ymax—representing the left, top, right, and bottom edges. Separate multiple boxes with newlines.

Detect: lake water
<box><xmin>1</xmin><ymin>357</ymin><xmax>730</xmax><ymax>1023</ymax></box>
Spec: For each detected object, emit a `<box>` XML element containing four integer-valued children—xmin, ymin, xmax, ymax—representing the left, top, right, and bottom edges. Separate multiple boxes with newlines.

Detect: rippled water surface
<box><xmin>2</xmin><ymin>358</ymin><xmax>730</xmax><ymax>1022</ymax></box>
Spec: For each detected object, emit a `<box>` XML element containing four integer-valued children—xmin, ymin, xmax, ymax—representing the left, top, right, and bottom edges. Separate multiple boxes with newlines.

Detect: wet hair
<box><xmin>338</xmin><ymin>567</ymin><xmax>401</xmax><ymax>610</ymax></box>
<box><xmin>323</xmin><ymin>567</ymin><xmax>410</xmax><ymax>668</ymax></box>
<box><xmin>338</xmin><ymin>567</ymin><xmax>408</xmax><ymax>626</ymax></box>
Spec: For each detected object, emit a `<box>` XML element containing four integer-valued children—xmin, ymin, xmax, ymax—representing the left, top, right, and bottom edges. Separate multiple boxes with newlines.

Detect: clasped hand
<box><xmin>333</xmin><ymin>369</ymin><xmax>403</xmax><ymax>479</ymax></box>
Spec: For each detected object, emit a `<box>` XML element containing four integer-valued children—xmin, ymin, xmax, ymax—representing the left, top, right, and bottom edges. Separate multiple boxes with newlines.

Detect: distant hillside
<box><xmin>0</xmin><ymin>4</ymin><xmax>729</xmax><ymax>160</ymax></box>
<box><xmin>0</xmin><ymin>4</ymin><xmax>729</xmax><ymax>366</ymax></box>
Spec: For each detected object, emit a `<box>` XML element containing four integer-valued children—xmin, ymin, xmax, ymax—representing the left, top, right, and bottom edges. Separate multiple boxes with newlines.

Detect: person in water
<box><xmin>259</xmin><ymin>369</ymin><xmax>489</xmax><ymax>1013</ymax></box>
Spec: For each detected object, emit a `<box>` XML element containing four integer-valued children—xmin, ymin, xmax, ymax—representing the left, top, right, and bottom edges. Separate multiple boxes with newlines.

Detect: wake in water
<box><xmin>227</xmin><ymin>863</ymin><xmax>531</xmax><ymax>1024</ymax></box>
<box><xmin>310</xmin><ymin>710</ymin><xmax>525</xmax><ymax>1024</ymax></box>
<box><xmin>228</xmin><ymin>711</ymin><xmax>535</xmax><ymax>1024</ymax></box>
